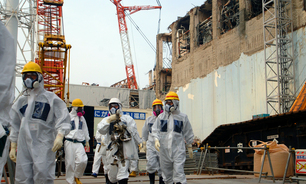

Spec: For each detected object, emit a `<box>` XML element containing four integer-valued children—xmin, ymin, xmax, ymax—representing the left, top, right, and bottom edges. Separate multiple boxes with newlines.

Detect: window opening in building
<box><xmin>219</xmin><ymin>0</ymin><xmax>239</xmax><ymax>34</ymax></box>
<box><xmin>177</xmin><ymin>15</ymin><xmax>190</xmax><ymax>58</ymax></box>
<box><xmin>197</xmin><ymin>1</ymin><xmax>213</xmax><ymax>46</ymax></box>
<box><xmin>246</xmin><ymin>0</ymin><xmax>263</xmax><ymax>19</ymax></box>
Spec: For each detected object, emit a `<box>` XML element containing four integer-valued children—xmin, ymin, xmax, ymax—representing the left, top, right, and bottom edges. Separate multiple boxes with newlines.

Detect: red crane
<box><xmin>110</xmin><ymin>0</ymin><xmax>161</xmax><ymax>89</ymax></box>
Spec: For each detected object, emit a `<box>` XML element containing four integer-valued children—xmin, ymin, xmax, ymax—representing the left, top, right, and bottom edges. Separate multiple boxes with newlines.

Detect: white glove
<box><xmin>9</xmin><ymin>142</ymin><xmax>17</xmax><ymax>163</ymax></box>
<box><xmin>85</xmin><ymin>141</ymin><xmax>90</xmax><ymax>150</ymax></box>
<box><xmin>187</xmin><ymin>144</ymin><xmax>193</xmax><ymax>159</ymax></box>
<box><xmin>107</xmin><ymin>114</ymin><xmax>118</xmax><ymax>123</ymax></box>
<box><xmin>155</xmin><ymin>138</ymin><xmax>160</xmax><ymax>152</ymax></box>
<box><xmin>52</xmin><ymin>133</ymin><xmax>64</xmax><ymax>152</ymax></box>
<box><xmin>142</xmin><ymin>141</ymin><xmax>146</xmax><ymax>153</ymax></box>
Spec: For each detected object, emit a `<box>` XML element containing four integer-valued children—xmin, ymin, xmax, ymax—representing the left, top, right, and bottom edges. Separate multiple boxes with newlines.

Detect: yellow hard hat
<box><xmin>72</xmin><ymin>98</ymin><xmax>84</xmax><ymax>107</ymax></box>
<box><xmin>21</xmin><ymin>61</ymin><xmax>42</xmax><ymax>74</ymax></box>
<box><xmin>152</xmin><ymin>99</ymin><xmax>163</xmax><ymax>107</ymax></box>
<box><xmin>165</xmin><ymin>91</ymin><xmax>179</xmax><ymax>101</ymax></box>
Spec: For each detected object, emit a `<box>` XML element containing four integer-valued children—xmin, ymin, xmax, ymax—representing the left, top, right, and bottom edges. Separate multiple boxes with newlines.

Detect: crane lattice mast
<box><xmin>110</xmin><ymin>0</ymin><xmax>161</xmax><ymax>89</ymax></box>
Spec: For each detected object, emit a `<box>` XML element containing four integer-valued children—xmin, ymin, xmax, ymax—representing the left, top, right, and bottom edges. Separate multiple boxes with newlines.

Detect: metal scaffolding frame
<box><xmin>0</xmin><ymin>0</ymin><xmax>36</xmax><ymax>80</ymax></box>
<box><xmin>263</xmin><ymin>0</ymin><xmax>295</xmax><ymax>115</ymax></box>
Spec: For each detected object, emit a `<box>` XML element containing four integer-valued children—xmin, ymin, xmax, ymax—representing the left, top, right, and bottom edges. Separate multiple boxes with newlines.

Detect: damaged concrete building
<box><xmin>155</xmin><ymin>0</ymin><xmax>306</xmax><ymax>140</ymax></box>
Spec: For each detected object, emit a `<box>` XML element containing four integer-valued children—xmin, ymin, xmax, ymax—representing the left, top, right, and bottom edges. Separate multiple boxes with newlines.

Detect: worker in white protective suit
<box><xmin>0</xmin><ymin>21</ymin><xmax>15</xmax><ymax>179</ymax></box>
<box><xmin>65</xmin><ymin>98</ymin><xmax>90</xmax><ymax>184</ymax></box>
<box><xmin>142</xmin><ymin>99</ymin><xmax>165</xmax><ymax>184</ymax></box>
<box><xmin>91</xmin><ymin>130</ymin><xmax>107</xmax><ymax>178</ymax></box>
<box><xmin>9</xmin><ymin>61</ymin><xmax>71</xmax><ymax>184</ymax></box>
<box><xmin>151</xmin><ymin>91</ymin><xmax>194</xmax><ymax>184</ymax></box>
<box><xmin>97</xmin><ymin>98</ymin><xmax>142</xmax><ymax>184</ymax></box>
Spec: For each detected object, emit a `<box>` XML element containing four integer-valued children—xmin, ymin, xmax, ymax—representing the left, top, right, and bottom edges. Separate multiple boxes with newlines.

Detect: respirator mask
<box><xmin>109</xmin><ymin>103</ymin><xmax>120</xmax><ymax>115</ymax></box>
<box><xmin>22</xmin><ymin>72</ymin><xmax>41</xmax><ymax>89</ymax></box>
<box><xmin>153</xmin><ymin>105</ymin><xmax>163</xmax><ymax>116</ymax></box>
<box><xmin>165</xmin><ymin>100</ymin><xmax>175</xmax><ymax>113</ymax></box>
<box><xmin>76</xmin><ymin>107</ymin><xmax>85</xmax><ymax>117</ymax></box>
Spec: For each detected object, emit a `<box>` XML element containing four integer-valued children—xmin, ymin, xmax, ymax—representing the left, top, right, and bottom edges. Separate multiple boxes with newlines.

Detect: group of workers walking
<box><xmin>90</xmin><ymin>92</ymin><xmax>194</xmax><ymax>184</ymax></box>
<box><xmin>0</xmin><ymin>23</ymin><xmax>194</xmax><ymax>184</ymax></box>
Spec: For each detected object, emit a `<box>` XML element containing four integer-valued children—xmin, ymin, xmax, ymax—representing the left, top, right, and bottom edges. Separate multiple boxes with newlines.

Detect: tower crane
<box><xmin>35</xmin><ymin>0</ymin><xmax>72</xmax><ymax>103</ymax></box>
<box><xmin>110</xmin><ymin>0</ymin><xmax>161</xmax><ymax>90</ymax></box>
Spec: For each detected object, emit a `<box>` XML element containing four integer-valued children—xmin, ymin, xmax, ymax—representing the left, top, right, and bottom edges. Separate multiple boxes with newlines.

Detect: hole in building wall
<box><xmin>176</xmin><ymin>15</ymin><xmax>190</xmax><ymax>57</ymax></box>
<box><xmin>246</xmin><ymin>0</ymin><xmax>263</xmax><ymax>19</ymax></box>
<box><xmin>197</xmin><ymin>0</ymin><xmax>213</xmax><ymax>46</ymax></box>
<box><xmin>219</xmin><ymin>0</ymin><xmax>240</xmax><ymax>34</ymax></box>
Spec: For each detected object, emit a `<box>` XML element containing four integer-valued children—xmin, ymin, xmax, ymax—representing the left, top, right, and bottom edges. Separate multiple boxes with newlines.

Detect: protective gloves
<box><xmin>106</xmin><ymin>114</ymin><xmax>119</xmax><ymax>123</ymax></box>
<box><xmin>142</xmin><ymin>141</ymin><xmax>147</xmax><ymax>153</ymax></box>
<box><xmin>85</xmin><ymin>141</ymin><xmax>90</xmax><ymax>150</ymax></box>
<box><xmin>154</xmin><ymin>138</ymin><xmax>160</xmax><ymax>152</ymax></box>
<box><xmin>52</xmin><ymin>133</ymin><xmax>64</xmax><ymax>152</ymax></box>
<box><xmin>9</xmin><ymin>142</ymin><xmax>17</xmax><ymax>162</ymax></box>
<box><xmin>187</xmin><ymin>144</ymin><xmax>193</xmax><ymax>159</ymax></box>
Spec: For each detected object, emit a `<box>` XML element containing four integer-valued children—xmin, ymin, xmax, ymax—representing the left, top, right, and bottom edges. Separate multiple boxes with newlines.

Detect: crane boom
<box><xmin>110</xmin><ymin>0</ymin><xmax>161</xmax><ymax>89</ymax></box>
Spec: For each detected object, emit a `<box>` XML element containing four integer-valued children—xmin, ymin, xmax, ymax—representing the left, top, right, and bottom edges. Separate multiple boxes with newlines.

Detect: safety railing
<box><xmin>197</xmin><ymin>144</ymin><xmax>275</xmax><ymax>183</ymax></box>
<box><xmin>282</xmin><ymin>147</ymin><xmax>305</xmax><ymax>184</ymax></box>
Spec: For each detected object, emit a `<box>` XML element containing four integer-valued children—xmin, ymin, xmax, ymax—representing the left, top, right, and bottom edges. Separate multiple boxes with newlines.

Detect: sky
<box><xmin>60</xmin><ymin>0</ymin><xmax>205</xmax><ymax>89</ymax></box>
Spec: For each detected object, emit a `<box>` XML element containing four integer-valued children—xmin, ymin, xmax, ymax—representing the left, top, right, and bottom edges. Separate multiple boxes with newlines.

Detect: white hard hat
<box><xmin>108</xmin><ymin>98</ymin><xmax>122</xmax><ymax>105</ymax></box>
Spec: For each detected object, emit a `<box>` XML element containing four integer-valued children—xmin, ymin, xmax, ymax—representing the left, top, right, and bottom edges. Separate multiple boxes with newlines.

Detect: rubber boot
<box><xmin>118</xmin><ymin>178</ymin><xmax>128</xmax><ymax>184</ymax></box>
<box><xmin>149</xmin><ymin>172</ymin><xmax>155</xmax><ymax>184</ymax></box>
<box><xmin>159</xmin><ymin>176</ymin><xmax>165</xmax><ymax>184</ymax></box>
<box><xmin>74</xmin><ymin>177</ymin><xmax>82</xmax><ymax>184</ymax></box>
<box><xmin>129</xmin><ymin>171</ymin><xmax>137</xmax><ymax>177</ymax></box>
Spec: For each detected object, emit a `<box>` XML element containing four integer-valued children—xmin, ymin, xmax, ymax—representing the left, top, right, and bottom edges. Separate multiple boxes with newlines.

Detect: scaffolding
<box><xmin>263</xmin><ymin>0</ymin><xmax>295</xmax><ymax>114</ymax></box>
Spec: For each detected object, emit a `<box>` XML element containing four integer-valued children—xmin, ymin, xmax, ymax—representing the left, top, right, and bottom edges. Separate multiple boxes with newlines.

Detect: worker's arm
<box><xmin>141</xmin><ymin>119</ymin><xmax>149</xmax><ymax>142</ymax></box>
<box><xmin>82</xmin><ymin>116</ymin><xmax>90</xmax><ymax>142</ymax></box>
<box><xmin>97</xmin><ymin>118</ymin><xmax>110</xmax><ymax>135</ymax></box>
<box><xmin>54</xmin><ymin>97</ymin><xmax>71</xmax><ymax>136</ymax></box>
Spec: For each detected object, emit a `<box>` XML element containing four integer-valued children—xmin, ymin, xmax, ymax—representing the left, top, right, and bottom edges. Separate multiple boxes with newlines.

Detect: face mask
<box><xmin>77</xmin><ymin>111</ymin><xmax>85</xmax><ymax>117</ymax></box>
<box><xmin>110</xmin><ymin>107</ymin><xmax>117</xmax><ymax>115</ymax></box>
<box><xmin>153</xmin><ymin>109</ymin><xmax>163</xmax><ymax>116</ymax></box>
<box><xmin>24</xmin><ymin>78</ymin><xmax>39</xmax><ymax>89</ymax></box>
<box><xmin>165</xmin><ymin>104</ymin><xmax>175</xmax><ymax>113</ymax></box>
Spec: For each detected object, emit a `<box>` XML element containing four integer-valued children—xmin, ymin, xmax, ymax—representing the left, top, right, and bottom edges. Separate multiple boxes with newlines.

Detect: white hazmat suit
<box><xmin>10</xmin><ymin>77</ymin><xmax>71</xmax><ymax>184</ymax></box>
<box><xmin>97</xmin><ymin>112</ymin><xmax>141</xmax><ymax>183</ymax></box>
<box><xmin>92</xmin><ymin>131</ymin><xmax>107</xmax><ymax>175</ymax></box>
<box><xmin>64</xmin><ymin>107</ymin><xmax>90</xmax><ymax>184</ymax></box>
<box><xmin>0</xmin><ymin>21</ymin><xmax>15</xmax><ymax>178</ymax></box>
<box><xmin>142</xmin><ymin>114</ymin><xmax>163</xmax><ymax>175</ymax></box>
<box><xmin>151</xmin><ymin>100</ymin><xmax>194</xmax><ymax>184</ymax></box>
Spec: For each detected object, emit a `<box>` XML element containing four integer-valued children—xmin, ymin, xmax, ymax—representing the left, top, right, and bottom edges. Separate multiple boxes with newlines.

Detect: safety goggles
<box><xmin>23</xmin><ymin>72</ymin><xmax>38</xmax><ymax>80</ymax></box>
<box><xmin>109</xmin><ymin>103</ymin><xmax>119</xmax><ymax>109</ymax></box>
<box><xmin>165</xmin><ymin>100</ymin><xmax>173</xmax><ymax>105</ymax></box>
<box><xmin>153</xmin><ymin>104</ymin><xmax>163</xmax><ymax>111</ymax></box>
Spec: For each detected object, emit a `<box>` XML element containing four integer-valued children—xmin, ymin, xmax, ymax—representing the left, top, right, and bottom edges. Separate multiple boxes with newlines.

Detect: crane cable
<box><xmin>126</xmin><ymin>13</ymin><xmax>156</xmax><ymax>53</ymax></box>
<box><xmin>126</xmin><ymin>1</ymin><xmax>171</xmax><ymax>69</ymax></box>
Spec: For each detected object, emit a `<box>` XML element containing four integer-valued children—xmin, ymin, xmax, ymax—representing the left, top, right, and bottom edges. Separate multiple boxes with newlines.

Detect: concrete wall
<box><xmin>164</xmin><ymin>0</ymin><xmax>306</xmax><ymax>140</ymax></box>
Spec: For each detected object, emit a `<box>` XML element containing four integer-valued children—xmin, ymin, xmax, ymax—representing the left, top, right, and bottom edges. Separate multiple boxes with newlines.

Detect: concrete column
<box><xmin>239</xmin><ymin>0</ymin><xmax>247</xmax><ymax>35</ymax></box>
<box><xmin>212</xmin><ymin>0</ymin><xmax>220</xmax><ymax>39</ymax></box>
<box><xmin>189</xmin><ymin>8</ymin><xmax>196</xmax><ymax>52</ymax></box>
<box><xmin>155</xmin><ymin>34</ymin><xmax>164</xmax><ymax>98</ymax></box>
